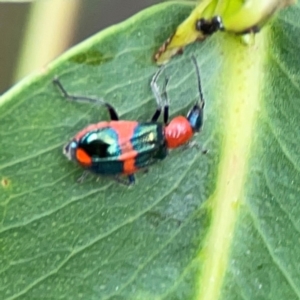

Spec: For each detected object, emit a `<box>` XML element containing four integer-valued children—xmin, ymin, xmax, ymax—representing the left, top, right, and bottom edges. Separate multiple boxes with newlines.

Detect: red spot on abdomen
<box><xmin>165</xmin><ymin>116</ymin><xmax>193</xmax><ymax>149</ymax></box>
<box><xmin>109</xmin><ymin>121</ymin><xmax>139</xmax><ymax>174</ymax></box>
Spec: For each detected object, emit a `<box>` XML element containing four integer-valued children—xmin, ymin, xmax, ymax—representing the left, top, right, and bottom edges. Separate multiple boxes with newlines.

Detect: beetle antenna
<box><xmin>191</xmin><ymin>55</ymin><xmax>204</xmax><ymax>107</ymax></box>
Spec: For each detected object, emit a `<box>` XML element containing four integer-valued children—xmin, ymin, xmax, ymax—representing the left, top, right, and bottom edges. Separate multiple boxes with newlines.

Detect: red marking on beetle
<box><xmin>109</xmin><ymin>121</ymin><xmax>138</xmax><ymax>144</ymax></box>
<box><xmin>76</xmin><ymin>148</ymin><xmax>92</xmax><ymax>166</ymax></box>
<box><xmin>165</xmin><ymin>116</ymin><xmax>193</xmax><ymax>149</ymax></box>
<box><xmin>119</xmin><ymin>153</ymin><xmax>138</xmax><ymax>174</ymax></box>
<box><xmin>74</xmin><ymin>122</ymin><xmax>110</xmax><ymax>141</ymax></box>
<box><xmin>109</xmin><ymin>121</ymin><xmax>139</xmax><ymax>174</ymax></box>
<box><xmin>123</xmin><ymin>158</ymin><xmax>137</xmax><ymax>174</ymax></box>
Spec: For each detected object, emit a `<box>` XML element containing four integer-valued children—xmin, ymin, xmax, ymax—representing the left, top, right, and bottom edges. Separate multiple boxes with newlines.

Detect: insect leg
<box><xmin>53</xmin><ymin>77</ymin><xmax>119</xmax><ymax>121</ymax></box>
<box><xmin>161</xmin><ymin>76</ymin><xmax>170</xmax><ymax>124</ymax></box>
<box><xmin>181</xmin><ymin>141</ymin><xmax>208</xmax><ymax>154</ymax></box>
<box><xmin>191</xmin><ymin>55</ymin><xmax>204</xmax><ymax>108</ymax></box>
<box><xmin>127</xmin><ymin>174</ymin><xmax>135</xmax><ymax>185</ymax></box>
<box><xmin>150</xmin><ymin>66</ymin><xmax>165</xmax><ymax>122</ymax></box>
<box><xmin>113</xmin><ymin>174</ymin><xmax>135</xmax><ymax>186</ymax></box>
<box><xmin>77</xmin><ymin>171</ymin><xmax>89</xmax><ymax>183</ymax></box>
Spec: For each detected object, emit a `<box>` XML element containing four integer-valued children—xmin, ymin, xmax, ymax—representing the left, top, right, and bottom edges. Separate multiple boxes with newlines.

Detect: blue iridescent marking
<box><xmin>132</xmin><ymin>123</ymin><xmax>167</xmax><ymax>169</ymax></box>
<box><xmin>79</xmin><ymin>127</ymin><xmax>123</xmax><ymax>175</ymax></box>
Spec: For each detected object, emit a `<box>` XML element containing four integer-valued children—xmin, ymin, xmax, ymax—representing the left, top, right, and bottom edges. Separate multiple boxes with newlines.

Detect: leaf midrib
<box><xmin>197</xmin><ymin>31</ymin><xmax>267</xmax><ymax>300</ymax></box>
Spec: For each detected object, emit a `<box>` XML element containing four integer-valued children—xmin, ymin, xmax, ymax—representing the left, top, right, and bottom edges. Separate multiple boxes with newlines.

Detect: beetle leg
<box><xmin>77</xmin><ymin>171</ymin><xmax>89</xmax><ymax>183</ymax></box>
<box><xmin>127</xmin><ymin>174</ymin><xmax>135</xmax><ymax>185</ymax></box>
<box><xmin>113</xmin><ymin>175</ymin><xmax>135</xmax><ymax>186</ymax></box>
<box><xmin>53</xmin><ymin>77</ymin><xmax>119</xmax><ymax>121</ymax></box>
<box><xmin>141</xmin><ymin>168</ymin><xmax>149</xmax><ymax>174</ymax></box>
<box><xmin>182</xmin><ymin>141</ymin><xmax>208</xmax><ymax>154</ymax></box>
<box><xmin>151</xmin><ymin>72</ymin><xmax>170</xmax><ymax>124</ymax></box>
<box><xmin>150</xmin><ymin>66</ymin><xmax>165</xmax><ymax>122</ymax></box>
<box><xmin>161</xmin><ymin>76</ymin><xmax>170</xmax><ymax>124</ymax></box>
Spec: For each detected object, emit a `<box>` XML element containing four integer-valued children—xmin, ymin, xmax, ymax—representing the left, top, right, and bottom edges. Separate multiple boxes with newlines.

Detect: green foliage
<box><xmin>0</xmin><ymin>1</ymin><xmax>299</xmax><ymax>299</ymax></box>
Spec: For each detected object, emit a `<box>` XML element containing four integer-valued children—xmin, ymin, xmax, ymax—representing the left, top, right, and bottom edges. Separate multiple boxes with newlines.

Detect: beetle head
<box><xmin>63</xmin><ymin>140</ymin><xmax>78</xmax><ymax>161</ymax></box>
<box><xmin>186</xmin><ymin>103</ymin><xmax>204</xmax><ymax>133</ymax></box>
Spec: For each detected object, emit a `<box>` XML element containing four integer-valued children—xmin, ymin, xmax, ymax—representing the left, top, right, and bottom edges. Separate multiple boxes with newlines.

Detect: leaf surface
<box><xmin>0</xmin><ymin>2</ymin><xmax>300</xmax><ymax>300</ymax></box>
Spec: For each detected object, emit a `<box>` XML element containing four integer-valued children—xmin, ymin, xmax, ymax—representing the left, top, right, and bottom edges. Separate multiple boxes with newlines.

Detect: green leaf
<box><xmin>1</xmin><ymin>1</ymin><xmax>300</xmax><ymax>300</ymax></box>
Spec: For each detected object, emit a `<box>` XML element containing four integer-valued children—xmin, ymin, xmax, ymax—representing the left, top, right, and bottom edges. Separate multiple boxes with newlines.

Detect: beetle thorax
<box><xmin>164</xmin><ymin>116</ymin><xmax>193</xmax><ymax>149</ymax></box>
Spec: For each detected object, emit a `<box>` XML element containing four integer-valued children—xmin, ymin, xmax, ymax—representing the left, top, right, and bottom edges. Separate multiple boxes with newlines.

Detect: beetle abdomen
<box><xmin>73</xmin><ymin>121</ymin><xmax>167</xmax><ymax>175</ymax></box>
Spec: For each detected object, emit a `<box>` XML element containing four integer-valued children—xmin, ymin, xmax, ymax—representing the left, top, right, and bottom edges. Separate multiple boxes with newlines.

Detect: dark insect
<box><xmin>53</xmin><ymin>56</ymin><xmax>205</xmax><ymax>185</ymax></box>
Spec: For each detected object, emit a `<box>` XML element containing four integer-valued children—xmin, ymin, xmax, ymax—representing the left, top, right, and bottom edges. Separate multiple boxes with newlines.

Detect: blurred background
<box><xmin>0</xmin><ymin>0</ymin><xmax>161</xmax><ymax>94</ymax></box>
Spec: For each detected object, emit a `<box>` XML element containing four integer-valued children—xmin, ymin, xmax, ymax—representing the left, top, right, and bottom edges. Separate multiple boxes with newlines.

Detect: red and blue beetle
<box><xmin>53</xmin><ymin>56</ymin><xmax>205</xmax><ymax>185</ymax></box>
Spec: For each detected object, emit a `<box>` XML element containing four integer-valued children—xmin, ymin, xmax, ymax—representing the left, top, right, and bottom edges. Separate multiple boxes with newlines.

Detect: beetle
<box><xmin>53</xmin><ymin>56</ymin><xmax>205</xmax><ymax>185</ymax></box>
